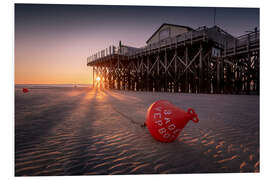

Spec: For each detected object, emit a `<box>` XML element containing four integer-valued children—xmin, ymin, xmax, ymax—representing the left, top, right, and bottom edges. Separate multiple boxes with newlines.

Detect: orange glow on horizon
<box><xmin>15</xmin><ymin>58</ymin><xmax>94</xmax><ymax>85</ymax></box>
<box><xmin>15</xmin><ymin>35</ymin><xmax>95</xmax><ymax>85</ymax></box>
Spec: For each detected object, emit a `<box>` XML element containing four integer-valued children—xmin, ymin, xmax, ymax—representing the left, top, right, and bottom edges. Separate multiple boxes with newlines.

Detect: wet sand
<box><xmin>15</xmin><ymin>87</ymin><xmax>259</xmax><ymax>175</ymax></box>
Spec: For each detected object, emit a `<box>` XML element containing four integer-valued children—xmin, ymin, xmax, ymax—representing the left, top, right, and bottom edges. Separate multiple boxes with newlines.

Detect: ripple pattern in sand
<box><xmin>15</xmin><ymin>88</ymin><xmax>259</xmax><ymax>175</ymax></box>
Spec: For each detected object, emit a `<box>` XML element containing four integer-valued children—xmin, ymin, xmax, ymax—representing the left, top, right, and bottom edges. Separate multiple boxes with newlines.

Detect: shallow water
<box><xmin>15</xmin><ymin>87</ymin><xmax>259</xmax><ymax>175</ymax></box>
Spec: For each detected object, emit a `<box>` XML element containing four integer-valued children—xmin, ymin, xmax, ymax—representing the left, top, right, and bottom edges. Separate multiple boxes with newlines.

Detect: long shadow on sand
<box><xmin>59</xmin><ymin>89</ymin><xmax>101</xmax><ymax>175</ymax></box>
<box><xmin>15</xmin><ymin>88</ymin><xmax>94</xmax><ymax>175</ymax></box>
<box><xmin>15</xmin><ymin>90</ymin><xmax>88</xmax><ymax>150</ymax></box>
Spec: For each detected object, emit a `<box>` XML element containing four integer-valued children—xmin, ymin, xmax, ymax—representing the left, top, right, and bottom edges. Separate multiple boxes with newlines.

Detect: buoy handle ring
<box><xmin>187</xmin><ymin>108</ymin><xmax>199</xmax><ymax>123</ymax></box>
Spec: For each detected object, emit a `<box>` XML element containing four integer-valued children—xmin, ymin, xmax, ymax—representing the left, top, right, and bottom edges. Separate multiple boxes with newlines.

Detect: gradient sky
<box><xmin>15</xmin><ymin>4</ymin><xmax>259</xmax><ymax>84</ymax></box>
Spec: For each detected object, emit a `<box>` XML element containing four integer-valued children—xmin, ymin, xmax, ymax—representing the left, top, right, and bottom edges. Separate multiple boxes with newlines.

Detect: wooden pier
<box><xmin>87</xmin><ymin>25</ymin><xmax>259</xmax><ymax>94</ymax></box>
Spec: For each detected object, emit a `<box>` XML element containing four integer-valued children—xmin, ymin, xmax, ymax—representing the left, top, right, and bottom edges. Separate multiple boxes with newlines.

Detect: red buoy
<box><xmin>22</xmin><ymin>88</ymin><xmax>29</xmax><ymax>93</ymax></box>
<box><xmin>146</xmin><ymin>100</ymin><xmax>199</xmax><ymax>143</ymax></box>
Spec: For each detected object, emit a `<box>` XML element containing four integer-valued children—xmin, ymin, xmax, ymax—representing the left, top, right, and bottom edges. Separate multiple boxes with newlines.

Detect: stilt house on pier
<box><xmin>87</xmin><ymin>23</ymin><xmax>259</xmax><ymax>94</ymax></box>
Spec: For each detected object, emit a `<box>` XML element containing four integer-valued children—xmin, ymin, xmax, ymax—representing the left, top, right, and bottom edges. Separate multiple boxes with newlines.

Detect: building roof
<box><xmin>146</xmin><ymin>23</ymin><xmax>193</xmax><ymax>43</ymax></box>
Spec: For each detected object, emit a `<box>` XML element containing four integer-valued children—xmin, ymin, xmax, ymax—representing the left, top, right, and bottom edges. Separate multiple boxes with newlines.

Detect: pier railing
<box><xmin>87</xmin><ymin>45</ymin><xmax>119</xmax><ymax>64</ymax></box>
<box><xmin>222</xmin><ymin>31</ymin><xmax>259</xmax><ymax>56</ymax></box>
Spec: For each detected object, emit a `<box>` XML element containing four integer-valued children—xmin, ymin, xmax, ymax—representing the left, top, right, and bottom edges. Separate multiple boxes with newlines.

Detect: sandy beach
<box><xmin>15</xmin><ymin>87</ymin><xmax>259</xmax><ymax>175</ymax></box>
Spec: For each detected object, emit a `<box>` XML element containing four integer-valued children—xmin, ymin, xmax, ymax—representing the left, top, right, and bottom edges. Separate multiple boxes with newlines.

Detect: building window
<box><xmin>159</xmin><ymin>28</ymin><xmax>170</xmax><ymax>41</ymax></box>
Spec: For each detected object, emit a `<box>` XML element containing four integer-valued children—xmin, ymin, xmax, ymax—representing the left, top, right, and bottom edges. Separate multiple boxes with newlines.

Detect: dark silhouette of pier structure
<box><xmin>87</xmin><ymin>24</ymin><xmax>259</xmax><ymax>94</ymax></box>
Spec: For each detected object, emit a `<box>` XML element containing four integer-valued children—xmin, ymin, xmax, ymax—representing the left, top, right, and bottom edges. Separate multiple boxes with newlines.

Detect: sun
<box><xmin>96</xmin><ymin>76</ymin><xmax>101</xmax><ymax>82</ymax></box>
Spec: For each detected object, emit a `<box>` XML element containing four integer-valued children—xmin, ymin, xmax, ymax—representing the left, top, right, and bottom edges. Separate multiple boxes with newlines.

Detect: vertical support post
<box><xmin>109</xmin><ymin>59</ymin><xmax>112</xmax><ymax>89</ymax></box>
<box><xmin>174</xmin><ymin>49</ymin><xmax>178</xmax><ymax>93</ymax></box>
<box><xmin>220</xmin><ymin>57</ymin><xmax>224</xmax><ymax>93</ymax></box>
<box><xmin>104</xmin><ymin>67</ymin><xmax>107</xmax><ymax>89</ymax></box>
<box><xmin>199</xmin><ymin>43</ymin><xmax>203</xmax><ymax>93</ymax></box>
<box><xmin>216</xmin><ymin>58</ymin><xmax>220</xmax><ymax>93</ymax></box>
<box><xmin>127</xmin><ymin>62</ymin><xmax>131</xmax><ymax>90</ymax></box>
<box><xmin>96</xmin><ymin>66</ymin><xmax>99</xmax><ymax>88</ymax></box>
<box><xmin>117</xmin><ymin>54</ymin><xmax>120</xmax><ymax>90</ymax></box>
<box><xmin>136</xmin><ymin>59</ymin><xmax>139</xmax><ymax>91</ymax></box>
<box><xmin>191</xmin><ymin>31</ymin><xmax>193</xmax><ymax>45</ymax></box>
<box><xmin>234</xmin><ymin>39</ymin><xmax>237</xmax><ymax>55</ymax></box>
<box><xmin>246</xmin><ymin>54</ymin><xmax>251</xmax><ymax>95</ymax></box>
<box><xmin>108</xmin><ymin>67</ymin><xmax>111</xmax><ymax>89</ymax></box>
<box><xmin>235</xmin><ymin>65</ymin><xmax>240</xmax><ymax>94</ymax></box>
<box><xmin>123</xmin><ymin>68</ymin><xmax>125</xmax><ymax>90</ymax></box>
<box><xmin>157</xmin><ymin>55</ymin><xmax>160</xmax><ymax>91</ymax></box>
<box><xmin>185</xmin><ymin>46</ymin><xmax>188</xmax><ymax>93</ymax></box>
<box><xmin>224</xmin><ymin>40</ymin><xmax>227</xmax><ymax>57</ymax></box>
<box><xmin>147</xmin><ymin>56</ymin><xmax>150</xmax><ymax>91</ymax></box>
<box><xmin>113</xmin><ymin>63</ymin><xmax>116</xmax><ymax>89</ymax></box>
<box><xmin>247</xmin><ymin>34</ymin><xmax>250</xmax><ymax>52</ymax></box>
<box><xmin>165</xmin><ymin>50</ymin><xmax>168</xmax><ymax>92</ymax></box>
<box><xmin>141</xmin><ymin>58</ymin><xmax>144</xmax><ymax>91</ymax></box>
<box><xmin>227</xmin><ymin>60</ymin><xmax>233</xmax><ymax>94</ymax></box>
<box><xmin>93</xmin><ymin>66</ymin><xmax>95</xmax><ymax>88</ymax></box>
<box><xmin>257</xmin><ymin>57</ymin><xmax>260</xmax><ymax>94</ymax></box>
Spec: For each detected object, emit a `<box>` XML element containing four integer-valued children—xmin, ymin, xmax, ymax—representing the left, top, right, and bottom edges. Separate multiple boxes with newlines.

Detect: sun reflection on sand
<box><xmin>96</xmin><ymin>90</ymin><xmax>107</xmax><ymax>101</ymax></box>
<box><xmin>84</xmin><ymin>88</ymin><xmax>96</xmax><ymax>100</ymax></box>
<box><xmin>67</xmin><ymin>90</ymin><xmax>85</xmax><ymax>97</ymax></box>
<box><xmin>90</xmin><ymin>86</ymin><xmax>142</xmax><ymax>103</ymax></box>
<box><xmin>86</xmin><ymin>88</ymin><xmax>107</xmax><ymax>101</ymax></box>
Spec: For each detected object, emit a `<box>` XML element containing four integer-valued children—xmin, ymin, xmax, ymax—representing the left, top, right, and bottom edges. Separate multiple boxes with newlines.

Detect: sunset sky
<box><xmin>15</xmin><ymin>4</ymin><xmax>259</xmax><ymax>84</ymax></box>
